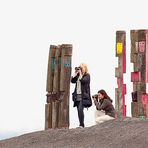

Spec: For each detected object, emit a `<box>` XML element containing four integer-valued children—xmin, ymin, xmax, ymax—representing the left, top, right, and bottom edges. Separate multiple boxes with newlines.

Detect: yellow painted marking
<box><xmin>116</xmin><ymin>42</ymin><xmax>123</xmax><ymax>54</ymax></box>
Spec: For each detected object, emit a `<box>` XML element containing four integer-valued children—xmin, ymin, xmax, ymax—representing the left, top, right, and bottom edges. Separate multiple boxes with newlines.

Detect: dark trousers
<box><xmin>76</xmin><ymin>100</ymin><xmax>84</xmax><ymax>127</ymax></box>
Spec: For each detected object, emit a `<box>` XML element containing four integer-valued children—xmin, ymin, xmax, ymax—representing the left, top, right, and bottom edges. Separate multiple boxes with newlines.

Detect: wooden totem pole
<box><xmin>115</xmin><ymin>31</ymin><xmax>126</xmax><ymax>118</ymax></box>
<box><xmin>131</xmin><ymin>30</ymin><xmax>148</xmax><ymax>118</ymax></box>
<box><xmin>45</xmin><ymin>44</ymin><xmax>72</xmax><ymax>129</ymax></box>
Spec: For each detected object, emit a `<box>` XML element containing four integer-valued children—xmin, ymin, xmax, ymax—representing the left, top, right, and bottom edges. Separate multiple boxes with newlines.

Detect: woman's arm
<box><xmin>94</xmin><ymin>99</ymin><xmax>108</xmax><ymax>110</ymax></box>
<box><xmin>71</xmin><ymin>74</ymin><xmax>79</xmax><ymax>83</ymax></box>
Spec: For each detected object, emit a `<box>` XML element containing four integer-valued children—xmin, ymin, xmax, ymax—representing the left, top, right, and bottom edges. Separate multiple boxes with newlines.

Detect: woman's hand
<box><xmin>92</xmin><ymin>97</ymin><xmax>96</xmax><ymax>101</ymax></box>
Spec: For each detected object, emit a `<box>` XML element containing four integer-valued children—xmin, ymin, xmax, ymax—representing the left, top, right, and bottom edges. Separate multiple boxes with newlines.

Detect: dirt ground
<box><xmin>0</xmin><ymin>117</ymin><xmax>148</xmax><ymax>148</ymax></box>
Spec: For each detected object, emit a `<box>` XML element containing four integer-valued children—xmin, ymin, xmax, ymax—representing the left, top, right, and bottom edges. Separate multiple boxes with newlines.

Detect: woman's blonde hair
<box><xmin>80</xmin><ymin>63</ymin><xmax>89</xmax><ymax>74</ymax></box>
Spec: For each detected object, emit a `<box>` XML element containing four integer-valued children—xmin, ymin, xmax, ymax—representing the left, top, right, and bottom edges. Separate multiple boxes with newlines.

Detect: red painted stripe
<box><xmin>146</xmin><ymin>30</ymin><xmax>148</xmax><ymax>82</ymax></box>
<box><xmin>141</xmin><ymin>94</ymin><xmax>148</xmax><ymax>104</ymax></box>
<box><xmin>122</xmin><ymin>105</ymin><xmax>126</xmax><ymax>117</ymax></box>
<box><xmin>131</xmin><ymin>72</ymin><xmax>141</xmax><ymax>82</ymax></box>
<box><xmin>122</xmin><ymin>84</ymin><xmax>126</xmax><ymax>95</ymax></box>
<box><xmin>122</xmin><ymin>95</ymin><xmax>125</xmax><ymax>105</ymax></box>
<box><xmin>123</xmin><ymin>46</ymin><xmax>126</xmax><ymax>73</ymax></box>
<box><xmin>141</xmin><ymin>94</ymin><xmax>148</xmax><ymax>118</ymax></box>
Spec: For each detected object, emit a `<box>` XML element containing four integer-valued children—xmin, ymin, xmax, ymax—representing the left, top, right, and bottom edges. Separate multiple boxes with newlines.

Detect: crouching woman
<box><xmin>92</xmin><ymin>89</ymin><xmax>116</xmax><ymax>124</ymax></box>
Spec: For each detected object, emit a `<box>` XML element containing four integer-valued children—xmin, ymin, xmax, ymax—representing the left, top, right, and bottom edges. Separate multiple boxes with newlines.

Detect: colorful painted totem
<box><xmin>131</xmin><ymin>30</ymin><xmax>148</xmax><ymax>118</ymax></box>
<box><xmin>45</xmin><ymin>44</ymin><xmax>72</xmax><ymax>129</ymax></box>
<box><xmin>115</xmin><ymin>31</ymin><xmax>126</xmax><ymax>117</ymax></box>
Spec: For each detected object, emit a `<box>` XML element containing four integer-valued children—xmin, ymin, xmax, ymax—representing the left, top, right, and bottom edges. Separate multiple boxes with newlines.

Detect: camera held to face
<box><xmin>75</xmin><ymin>67</ymin><xmax>81</xmax><ymax>71</ymax></box>
<box><xmin>92</xmin><ymin>94</ymin><xmax>98</xmax><ymax>101</ymax></box>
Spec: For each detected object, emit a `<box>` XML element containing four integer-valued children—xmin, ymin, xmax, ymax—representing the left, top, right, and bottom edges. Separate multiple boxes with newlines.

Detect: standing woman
<box><xmin>92</xmin><ymin>89</ymin><xmax>116</xmax><ymax>124</ymax></box>
<box><xmin>71</xmin><ymin>63</ymin><xmax>92</xmax><ymax>128</ymax></box>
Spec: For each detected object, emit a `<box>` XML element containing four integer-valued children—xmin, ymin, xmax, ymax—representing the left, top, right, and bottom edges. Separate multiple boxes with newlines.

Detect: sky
<box><xmin>0</xmin><ymin>0</ymin><xmax>148</xmax><ymax>140</ymax></box>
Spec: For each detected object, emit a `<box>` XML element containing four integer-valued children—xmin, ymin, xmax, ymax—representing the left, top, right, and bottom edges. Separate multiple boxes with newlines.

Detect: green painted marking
<box><xmin>51</xmin><ymin>58</ymin><xmax>56</xmax><ymax>70</ymax></box>
<box><xmin>64</xmin><ymin>59</ymin><xmax>71</xmax><ymax>68</ymax></box>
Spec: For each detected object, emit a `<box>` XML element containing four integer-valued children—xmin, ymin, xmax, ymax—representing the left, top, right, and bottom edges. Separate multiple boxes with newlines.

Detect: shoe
<box><xmin>78</xmin><ymin>126</ymin><xmax>84</xmax><ymax>128</ymax></box>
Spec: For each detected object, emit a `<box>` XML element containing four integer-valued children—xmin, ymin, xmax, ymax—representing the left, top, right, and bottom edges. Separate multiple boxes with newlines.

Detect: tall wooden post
<box><xmin>51</xmin><ymin>47</ymin><xmax>61</xmax><ymax>128</ymax></box>
<box><xmin>115</xmin><ymin>31</ymin><xmax>126</xmax><ymax>118</ymax></box>
<box><xmin>131</xmin><ymin>30</ymin><xmax>148</xmax><ymax>118</ymax></box>
<box><xmin>59</xmin><ymin>44</ymin><xmax>72</xmax><ymax>128</ymax></box>
<box><xmin>45</xmin><ymin>45</ymin><xmax>57</xmax><ymax>129</ymax></box>
<box><xmin>45</xmin><ymin>44</ymin><xmax>72</xmax><ymax>129</ymax></box>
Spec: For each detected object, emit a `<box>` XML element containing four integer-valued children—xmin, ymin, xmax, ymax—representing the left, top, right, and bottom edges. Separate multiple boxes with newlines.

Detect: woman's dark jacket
<box><xmin>94</xmin><ymin>99</ymin><xmax>116</xmax><ymax>118</ymax></box>
<box><xmin>71</xmin><ymin>73</ymin><xmax>91</xmax><ymax>107</ymax></box>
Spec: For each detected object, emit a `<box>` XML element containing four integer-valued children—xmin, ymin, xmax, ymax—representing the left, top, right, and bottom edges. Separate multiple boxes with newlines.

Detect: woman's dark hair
<box><xmin>97</xmin><ymin>89</ymin><xmax>112</xmax><ymax>102</ymax></box>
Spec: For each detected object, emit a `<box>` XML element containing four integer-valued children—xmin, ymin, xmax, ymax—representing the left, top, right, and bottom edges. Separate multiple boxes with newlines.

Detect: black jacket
<box><xmin>71</xmin><ymin>73</ymin><xmax>91</xmax><ymax>107</ymax></box>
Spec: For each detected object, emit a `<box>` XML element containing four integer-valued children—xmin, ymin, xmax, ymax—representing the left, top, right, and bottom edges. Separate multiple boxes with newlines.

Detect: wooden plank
<box><xmin>137</xmin><ymin>53</ymin><xmax>146</xmax><ymax>75</ymax></box>
<box><xmin>130</xmin><ymin>53</ymin><xmax>138</xmax><ymax>63</ymax></box>
<box><xmin>137</xmin><ymin>30</ymin><xmax>146</xmax><ymax>83</ymax></box>
<box><xmin>46</xmin><ymin>45</ymin><xmax>57</xmax><ymax>92</ymax></box>
<box><xmin>131</xmin><ymin>102</ymin><xmax>138</xmax><ymax>117</ymax></box>
<box><xmin>137</xmin><ymin>91</ymin><xmax>145</xmax><ymax>116</ymax></box>
<box><xmin>133</xmin><ymin>62</ymin><xmax>140</xmax><ymax>71</ymax></box>
<box><xmin>60</xmin><ymin>44</ymin><xmax>72</xmax><ymax>91</ymax></box>
<box><xmin>55</xmin><ymin>101</ymin><xmax>59</xmax><ymax>128</ymax></box>
<box><xmin>138</xmin><ymin>102</ymin><xmax>145</xmax><ymax>117</ymax></box>
<box><xmin>58</xmin><ymin>101</ymin><xmax>62</xmax><ymax>128</ymax></box>
<box><xmin>45</xmin><ymin>104</ymin><xmax>48</xmax><ymax>129</ymax></box>
<box><xmin>118</xmin><ymin>57</ymin><xmax>123</xmax><ymax>72</ymax></box>
<box><xmin>50</xmin><ymin>94</ymin><xmax>60</xmax><ymax>128</ymax></box>
<box><xmin>115</xmin><ymin>31</ymin><xmax>126</xmax><ymax>118</ymax></box>
<box><xmin>59</xmin><ymin>44</ymin><xmax>72</xmax><ymax>128</ymax></box>
<box><xmin>115</xmin><ymin>67</ymin><xmax>122</xmax><ymax>78</ymax></box>
<box><xmin>52</xmin><ymin>101</ymin><xmax>56</xmax><ymax>128</ymax></box>
<box><xmin>132</xmin><ymin>82</ymin><xmax>146</xmax><ymax>94</ymax></box>
<box><xmin>130</xmin><ymin>29</ymin><xmax>147</xmax><ymax>118</ymax></box>
<box><xmin>53</xmin><ymin>47</ymin><xmax>61</xmax><ymax>93</ymax></box>
<box><xmin>51</xmin><ymin>47</ymin><xmax>61</xmax><ymax>128</ymax></box>
<box><xmin>132</xmin><ymin>54</ymin><xmax>145</xmax><ymax>72</ymax></box>
<box><xmin>45</xmin><ymin>103</ymin><xmax>52</xmax><ymax>129</ymax></box>
<box><xmin>138</xmin><ymin>30</ymin><xmax>146</xmax><ymax>42</ymax></box>
<box><xmin>130</xmin><ymin>30</ymin><xmax>139</xmax><ymax>54</ymax></box>
<box><xmin>146</xmin><ymin>31</ymin><xmax>148</xmax><ymax>82</ymax></box>
<box><xmin>46</xmin><ymin>45</ymin><xmax>56</xmax><ymax>128</ymax></box>
<box><xmin>115</xmin><ymin>88</ymin><xmax>119</xmax><ymax>112</ymax></box>
<box><xmin>117</xmin><ymin>78</ymin><xmax>122</xmax><ymax>88</ymax></box>
<box><xmin>116</xmin><ymin>31</ymin><xmax>126</xmax><ymax>57</ymax></box>
<box><xmin>117</xmin><ymin>86</ymin><xmax>123</xmax><ymax>117</ymax></box>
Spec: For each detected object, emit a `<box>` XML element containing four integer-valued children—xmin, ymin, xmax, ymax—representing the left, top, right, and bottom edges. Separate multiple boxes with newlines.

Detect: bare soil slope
<box><xmin>0</xmin><ymin>118</ymin><xmax>148</xmax><ymax>148</ymax></box>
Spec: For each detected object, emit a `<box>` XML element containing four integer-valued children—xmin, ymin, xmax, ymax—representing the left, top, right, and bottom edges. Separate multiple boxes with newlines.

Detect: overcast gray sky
<box><xmin>0</xmin><ymin>0</ymin><xmax>148</xmax><ymax>140</ymax></box>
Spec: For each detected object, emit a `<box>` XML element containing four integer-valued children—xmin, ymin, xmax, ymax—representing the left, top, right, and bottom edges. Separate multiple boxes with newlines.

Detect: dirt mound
<box><xmin>0</xmin><ymin>117</ymin><xmax>148</xmax><ymax>148</ymax></box>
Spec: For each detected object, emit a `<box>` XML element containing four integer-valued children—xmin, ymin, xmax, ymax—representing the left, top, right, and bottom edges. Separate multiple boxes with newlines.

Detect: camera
<box><xmin>75</xmin><ymin>67</ymin><xmax>81</xmax><ymax>71</ymax></box>
<box><xmin>92</xmin><ymin>94</ymin><xmax>98</xmax><ymax>99</ymax></box>
<box><xmin>92</xmin><ymin>94</ymin><xmax>98</xmax><ymax>101</ymax></box>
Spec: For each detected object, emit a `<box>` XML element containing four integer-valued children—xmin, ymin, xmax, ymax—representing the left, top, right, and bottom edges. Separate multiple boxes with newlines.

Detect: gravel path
<box><xmin>0</xmin><ymin>118</ymin><xmax>148</xmax><ymax>148</ymax></box>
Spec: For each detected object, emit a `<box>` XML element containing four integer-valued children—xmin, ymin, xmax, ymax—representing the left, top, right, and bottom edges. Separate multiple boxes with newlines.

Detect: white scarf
<box><xmin>76</xmin><ymin>75</ymin><xmax>82</xmax><ymax>94</ymax></box>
